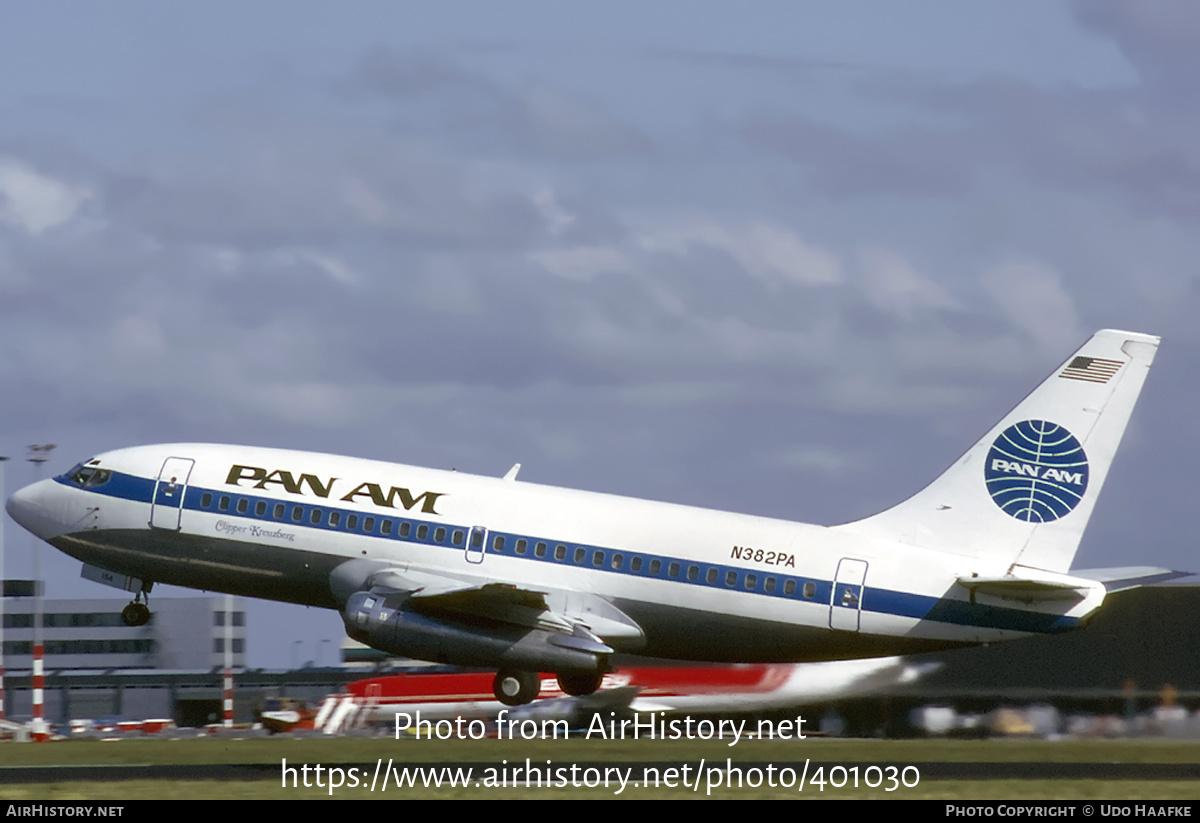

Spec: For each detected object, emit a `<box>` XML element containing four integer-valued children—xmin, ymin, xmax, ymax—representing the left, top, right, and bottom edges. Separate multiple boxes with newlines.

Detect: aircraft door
<box><xmin>150</xmin><ymin>457</ymin><xmax>195</xmax><ymax>531</ymax></box>
<box><xmin>829</xmin><ymin>558</ymin><xmax>868</xmax><ymax>631</ymax></box>
<box><xmin>465</xmin><ymin>525</ymin><xmax>487</xmax><ymax>564</ymax></box>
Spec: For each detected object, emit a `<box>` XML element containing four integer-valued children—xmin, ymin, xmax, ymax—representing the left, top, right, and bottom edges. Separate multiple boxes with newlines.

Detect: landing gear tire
<box><xmin>121</xmin><ymin>601</ymin><xmax>151</xmax><ymax>627</ymax></box>
<box><xmin>557</xmin><ymin>671</ymin><xmax>603</xmax><ymax>696</ymax></box>
<box><xmin>493</xmin><ymin>670</ymin><xmax>540</xmax><ymax>706</ymax></box>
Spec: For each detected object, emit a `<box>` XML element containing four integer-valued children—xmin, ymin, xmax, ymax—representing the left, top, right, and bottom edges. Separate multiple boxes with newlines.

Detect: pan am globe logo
<box><xmin>984</xmin><ymin>420</ymin><xmax>1089</xmax><ymax>522</ymax></box>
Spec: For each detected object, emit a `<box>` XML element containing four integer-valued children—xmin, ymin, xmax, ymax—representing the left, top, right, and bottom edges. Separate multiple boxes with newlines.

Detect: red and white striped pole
<box><xmin>28</xmin><ymin>445</ymin><xmax>54</xmax><ymax>742</ymax></box>
<box><xmin>223</xmin><ymin>594</ymin><xmax>233</xmax><ymax>727</ymax></box>
<box><xmin>31</xmin><ymin>643</ymin><xmax>45</xmax><ymax>742</ymax></box>
<box><xmin>222</xmin><ymin>666</ymin><xmax>233</xmax><ymax>727</ymax></box>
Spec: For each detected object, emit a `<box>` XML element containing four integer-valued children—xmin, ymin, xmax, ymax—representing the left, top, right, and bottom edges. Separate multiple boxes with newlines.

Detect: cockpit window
<box><xmin>65</xmin><ymin>462</ymin><xmax>112</xmax><ymax>488</ymax></box>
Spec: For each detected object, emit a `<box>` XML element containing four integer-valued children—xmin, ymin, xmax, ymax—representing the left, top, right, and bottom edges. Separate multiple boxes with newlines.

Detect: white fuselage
<box><xmin>6</xmin><ymin>442</ymin><xmax>1100</xmax><ymax>666</ymax></box>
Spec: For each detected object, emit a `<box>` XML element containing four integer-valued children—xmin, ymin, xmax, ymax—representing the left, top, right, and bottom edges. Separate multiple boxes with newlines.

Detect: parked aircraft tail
<box><xmin>836</xmin><ymin>330</ymin><xmax>1159</xmax><ymax>573</ymax></box>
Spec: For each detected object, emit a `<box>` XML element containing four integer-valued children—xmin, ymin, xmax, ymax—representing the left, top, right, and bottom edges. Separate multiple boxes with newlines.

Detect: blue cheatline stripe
<box><xmin>55</xmin><ymin>471</ymin><xmax>1080</xmax><ymax>634</ymax></box>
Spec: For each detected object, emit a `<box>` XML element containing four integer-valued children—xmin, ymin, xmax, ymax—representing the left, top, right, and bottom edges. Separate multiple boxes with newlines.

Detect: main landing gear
<box><xmin>491</xmin><ymin>670</ymin><xmax>606</xmax><ymax>705</ymax></box>
<box><xmin>121</xmin><ymin>590</ymin><xmax>152</xmax><ymax>627</ymax></box>
<box><xmin>557</xmin><ymin>671</ymin><xmax>603</xmax><ymax>697</ymax></box>
<box><xmin>493</xmin><ymin>670</ymin><xmax>540</xmax><ymax>706</ymax></box>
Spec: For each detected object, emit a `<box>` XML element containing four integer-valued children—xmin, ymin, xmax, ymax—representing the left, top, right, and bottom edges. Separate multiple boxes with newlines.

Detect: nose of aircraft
<box><xmin>6</xmin><ymin>478</ymin><xmax>65</xmax><ymax>541</ymax></box>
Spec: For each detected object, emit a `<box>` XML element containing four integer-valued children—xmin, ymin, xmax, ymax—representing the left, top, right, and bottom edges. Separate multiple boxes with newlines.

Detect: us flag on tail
<box><xmin>1058</xmin><ymin>356</ymin><xmax>1123</xmax><ymax>384</ymax></box>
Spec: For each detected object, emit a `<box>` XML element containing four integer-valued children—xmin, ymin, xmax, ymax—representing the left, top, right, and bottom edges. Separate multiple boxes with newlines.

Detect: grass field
<box><xmin>1</xmin><ymin>735</ymin><xmax>1199</xmax><ymax>799</ymax></box>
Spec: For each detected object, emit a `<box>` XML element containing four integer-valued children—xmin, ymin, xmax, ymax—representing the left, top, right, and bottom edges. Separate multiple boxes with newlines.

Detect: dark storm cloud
<box><xmin>342</xmin><ymin>45</ymin><xmax>654</xmax><ymax>161</ymax></box>
<box><xmin>346</xmin><ymin>44</ymin><xmax>493</xmax><ymax>98</ymax></box>
<box><xmin>101</xmin><ymin>145</ymin><xmax>548</xmax><ymax>252</ymax></box>
<box><xmin>650</xmin><ymin>46</ymin><xmax>854</xmax><ymax>75</ymax></box>
<box><xmin>742</xmin><ymin>115</ymin><xmax>972</xmax><ymax>199</ymax></box>
<box><xmin>1073</xmin><ymin>0</ymin><xmax>1200</xmax><ymax>90</ymax></box>
<box><xmin>741</xmin><ymin>65</ymin><xmax>1200</xmax><ymax>221</ymax></box>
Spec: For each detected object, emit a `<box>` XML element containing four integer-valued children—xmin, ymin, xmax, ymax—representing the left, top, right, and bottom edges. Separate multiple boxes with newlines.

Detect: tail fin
<box><xmin>836</xmin><ymin>330</ymin><xmax>1159</xmax><ymax>572</ymax></box>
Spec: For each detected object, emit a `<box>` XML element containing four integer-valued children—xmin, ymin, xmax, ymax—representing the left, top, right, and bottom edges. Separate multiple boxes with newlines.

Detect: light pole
<box><xmin>27</xmin><ymin>444</ymin><xmax>54</xmax><ymax>741</ymax></box>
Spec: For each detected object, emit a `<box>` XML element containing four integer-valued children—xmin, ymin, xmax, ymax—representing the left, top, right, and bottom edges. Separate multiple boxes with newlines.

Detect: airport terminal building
<box><xmin>2</xmin><ymin>597</ymin><xmax>250</xmax><ymax>724</ymax></box>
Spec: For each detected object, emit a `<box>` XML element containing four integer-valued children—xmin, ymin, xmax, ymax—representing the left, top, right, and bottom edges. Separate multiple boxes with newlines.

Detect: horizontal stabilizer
<box><xmin>956</xmin><ymin>565</ymin><xmax>1104</xmax><ymax>604</ymax></box>
<box><xmin>1071</xmin><ymin>566</ymin><xmax>1193</xmax><ymax>593</ymax></box>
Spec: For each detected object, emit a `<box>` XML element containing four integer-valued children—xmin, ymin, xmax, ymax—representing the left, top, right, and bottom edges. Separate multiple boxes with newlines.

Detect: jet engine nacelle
<box><xmin>342</xmin><ymin>589</ymin><xmax>610</xmax><ymax>675</ymax></box>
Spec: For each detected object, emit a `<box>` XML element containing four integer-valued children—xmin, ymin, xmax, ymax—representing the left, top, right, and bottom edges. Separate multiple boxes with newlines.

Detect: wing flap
<box><xmin>412</xmin><ymin>582</ymin><xmax>576</xmax><ymax>635</ymax></box>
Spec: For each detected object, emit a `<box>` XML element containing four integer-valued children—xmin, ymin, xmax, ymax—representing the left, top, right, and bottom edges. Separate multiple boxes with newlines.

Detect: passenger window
<box><xmin>745</xmin><ymin>573</ymin><xmax>756</xmax><ymax>590</ymax></box>
<box><xmin>650</xmin><ymin>559</ymin><xmax>661</xmax><ymax>575</ymax></box>
<box><xmin>493</xmin><ymin>536</ymin><xmax>505</xmax><ymax>552</ymax></box>
<box><xmin>435</xmin><ymin>527</ymin><xmax>446</xmax><ymax>542</ymax></box>
<box><xmin>765</xmin><ymin>577</ymin><xmax>776</xmax><ymax>593</ymax></box>
<box><xmin>400</xmin><ymin>522</ymin><xmax>411</xmax><ymax>537</ymax></box>
<box><xmin>726</xmin><ymin>570</ymin><xmax>737</xmax><ymax>587</ymax></box>
<box><xmin>630</xmin><ymin>557</ymin><xmax>641</xmax><ymax>572</ymax></box>
<box><xmin>668</xmin><ymin>562</ymin><xmax>679</xmax><ymax>578</ymax></box>
<box><xmin>219</xmin><ymin>496</ymin><xmax>230</xmax><ymax>511</ymax></box>
<box><xmin>452</xmin><ymin>530</ymin><xmax>464</xmax><ymax>545</ymax></box>
<box><xmin>237</xmin><ymin>499</ymin><xmax>248</xmax><ymax>514</ymax></box>
<box><xmin>291</xmin><ymin>506</ymin><xmax>302</xmax><ymax>522</ymax></box>
<box><xmin>310</xmin><ymin>509</ymin><xmax>321</xmax><ymax>524</ymax></box>
<box><xmin>687</xmin><ymin>566</ymin><xmax>699</xmax><ymax>581</ymax></box>
<box><xmin>471</xmin><ymin>531</ymin><xmax>483</xmax><ymax>548</ymax></box>
<box><xmin>611</xmin><ymin>554</ymin><xmax>623</xmax><ymax>570</ymax></box>
<box><xmin>592</xmin><ymin>551</ymin><xmax>604</xmax><ymax>567</ymax></box>
<box><xmin>706</xmin><ymin>568</ymin><xmax>718</xmax><ymax>584</ymax></box>
<box><xmin>803</xmin><ymin>582</ymin><xmax>815</xmax><ymax>599</ymax></box>
<box><xmin>273</xmin><ymin>504</ymin><xmax>285</xmax><ymax>519</ymax></box>
<box><xmin>347</xmin><ymin>514</ymin><xmax>358</xmax><ymax>530</ymax></box>
<box><xmin>329</xmin><ymin>512</ymin><xmax>341</xmax><ymax>527</ymax></box>
<box><xmin>516</xmin><ymin>539</ymin><xmax>527</xmax><ymax>555</ymax></box>
<box><xmin>364</xmin><ymin>517</ymin><xmax>375</xmax><ymax>532</ymax></box>
<box><xmin>201</xmin><ymin>493</ymin><xmax>213</xmax><ymax>508</ymax></box>
<box><xmin>256</xmin><ymin>501</ymin><xmax>267</xmax><ymax>516</ymax></box>
<box><xmin>382</xmin><ymin>520</ymin><xmax>392</xmax><ymax>535</ymax></box>
<box><xmin>417</xmin><ymin>525</ymin><xmax>428</xmax><ymax>540</ymax></box>
<box><xmin>555</xmin><ymin>545</ymin><xmax>566</xmax><ymax>560</ymax></box>
<box><xmin>535</xmin><ymin>542</ymin><xmax>547</xmax><ymax>558</ymax></box>
<box><xmin>574</xmin><ymin>548</ymin><xmax>585</xmax><ymax>563</ymax></box>
<box><xmin>784</xmin><ymin>580</ymin><xmax>796</xmax><ymax>596</ymax></box>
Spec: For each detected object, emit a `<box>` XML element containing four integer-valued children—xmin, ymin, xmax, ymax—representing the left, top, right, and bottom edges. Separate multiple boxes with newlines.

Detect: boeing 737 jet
<box><xmin>6</xmin><ymin>330</ymin><xmax>1184</xmax><ymax>705</ymax></box>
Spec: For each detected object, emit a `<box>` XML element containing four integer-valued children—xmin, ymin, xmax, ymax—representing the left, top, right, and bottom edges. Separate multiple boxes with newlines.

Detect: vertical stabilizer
<box><xmin>835</xmin><ymin>330</ymin><xmax>1158</xmax><ymax>572</ymax></box>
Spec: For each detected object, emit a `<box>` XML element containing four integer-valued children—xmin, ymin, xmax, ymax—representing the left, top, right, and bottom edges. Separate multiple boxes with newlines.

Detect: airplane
<box><xmin>6</xmin><ymin>329</ymin><xmax>1186</xmax><ymax>706</ymax></box>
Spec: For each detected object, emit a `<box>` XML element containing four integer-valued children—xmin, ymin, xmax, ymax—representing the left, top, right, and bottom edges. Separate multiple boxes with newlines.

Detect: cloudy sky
<box><xmin>2</xmin><ymin>1</ymin><xmax>1197</xmax><ymax>669</ymax></box>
